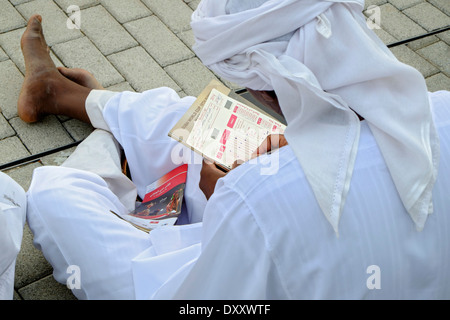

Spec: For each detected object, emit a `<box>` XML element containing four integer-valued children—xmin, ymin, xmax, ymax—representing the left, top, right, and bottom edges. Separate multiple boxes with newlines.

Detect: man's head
<box><xmin>246</xmin><ymin>88</ymin><xmax>283</xmax><ymax>117</ymax></box>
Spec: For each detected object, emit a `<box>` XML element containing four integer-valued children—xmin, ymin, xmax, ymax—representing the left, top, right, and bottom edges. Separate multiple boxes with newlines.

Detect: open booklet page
<box><xmin>169</xmin><ymin>81</ymin><xmax>286</xmax><ymax>170</ymax></box>
<box><xmin>111</xmin><ymin>164</ymin><xmax>188</xmax><ymax>233</ymax></box>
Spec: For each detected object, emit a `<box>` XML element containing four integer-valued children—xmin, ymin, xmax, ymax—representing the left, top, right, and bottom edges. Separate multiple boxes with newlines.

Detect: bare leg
<box><xmin>18</xmin><ymin>15</ymin><xmax>98</xmax><ymax>124</ymax></box>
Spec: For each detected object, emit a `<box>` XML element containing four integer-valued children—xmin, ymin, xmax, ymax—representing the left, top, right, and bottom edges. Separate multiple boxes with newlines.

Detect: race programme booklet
<box><xmin>111</xmin><ymin>164</ymin><xmax>188</xmax><ymax>233</ymax></box>
<box><xmin>168</xmin><ymin>80</ymin><xmax>286</xmax><ymax>171</ymax></box>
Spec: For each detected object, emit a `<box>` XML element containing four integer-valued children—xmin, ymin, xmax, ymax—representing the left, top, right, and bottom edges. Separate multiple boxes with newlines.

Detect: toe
<box><xmin>26</xmin><ymin>15</ymin><xmax>43</xmax><ymax>34</ymax></box>
<box><xmin>28</xmin><ymin>14</ymin><xmax>42</xmax><ymax>27</ymax></box>
<box><xmin>21</xmin><ymin>15</ymin><xmax>44</xmax><ymax>49</ymax></box>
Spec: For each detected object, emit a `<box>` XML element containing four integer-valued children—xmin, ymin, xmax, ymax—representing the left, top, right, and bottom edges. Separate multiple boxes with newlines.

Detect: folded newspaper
<box><xmin>111</xmin><ymin>164</ymin><xmax>188</xmax><ymax>232</ymax></box>
<box><xmin>168</xmin><ymin>80</ymin><xmax>286</xmax><ymax>171</ymax></box>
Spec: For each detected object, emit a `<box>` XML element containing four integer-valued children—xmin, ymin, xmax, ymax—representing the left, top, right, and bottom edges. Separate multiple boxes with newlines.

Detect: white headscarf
<box><xmin>191</xmin><ymin>0</ymin><xmax>440</xmax><ymax>234</ymax></box>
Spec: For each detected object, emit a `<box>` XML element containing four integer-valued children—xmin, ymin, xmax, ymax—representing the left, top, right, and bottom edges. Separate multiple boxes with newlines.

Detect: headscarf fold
<box><xmin>191</xmin><ymin>0</ymin><xmax>440</xmax><ymax>234</ymax></box>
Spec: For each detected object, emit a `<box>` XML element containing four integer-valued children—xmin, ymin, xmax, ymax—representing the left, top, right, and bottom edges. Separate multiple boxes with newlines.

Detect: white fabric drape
<box><xmin>26</xmin><ymin>89</ymin><xmax>208</xmax><ymax>299</ymax></box>
<box><xmin>0</xmin><ymin>173</ymin><xmax>26</xmax><ymax>300</ymax></box>
<box><xmin>191</xmin><ymin>0</ymin><xmax>440</xmax><ymax>233</ymax></box>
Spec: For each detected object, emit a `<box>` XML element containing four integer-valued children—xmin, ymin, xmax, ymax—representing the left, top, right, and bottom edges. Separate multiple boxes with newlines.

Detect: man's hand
<box><xmin>251</xmin><ymin>134</ymin><xmax>288</xmax><ymax>159</ymax></box>
<box><xmin>199</xmin><ymin>160</ymin><xmax>227</xmax><ymax>200</ymax></box>
<box><xmin>199</xmin><ymin>135</ymin><xmax>288</xmax><ymax>200</ymax></box>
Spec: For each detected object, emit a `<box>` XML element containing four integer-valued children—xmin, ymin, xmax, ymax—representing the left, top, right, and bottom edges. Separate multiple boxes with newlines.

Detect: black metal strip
<box><xmin>0</xmin><ymin>141</ymin><xmax>82</xmax><ymax>171</ymax></box>
<box><xmin>387</xmin><ymin>25</ymin><xmax>450</xmax><ymax>48</ymax></box>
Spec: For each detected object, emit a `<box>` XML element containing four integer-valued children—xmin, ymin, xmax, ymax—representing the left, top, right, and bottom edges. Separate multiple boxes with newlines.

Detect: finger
<box><xmin>202</xmin><ymin>159</ymin><xmax>223</xmax><ymax>172</ymax></box>
<box><xmin>265</xmin><ymin>134</ymin><xmax>282</xmax><ymax>149</ymax></box>
<box><xmin>58</xmin><ymin>67</ymin><xmax>84</xmax><ymax>83</ymax></box>
<box><xmin>58</xmin><ymin>67</ymin><xmax>89</xmax><ymax>81</ymax></box>
<box><xmin>203</xmin><ymin>157</ymin><xmax>215</xmax><ymax>166</ymax></box>
<box><xmin>232</xmin><ymin>159</ymin><xmax>245</xmax><ymax>169</ymax></box>
<box><xmin>279</xmin><ymin>135</ymin><xmax>288</xmax><ymax>147</ymax></box>
<box><xmin>252</xmin><ymin>135</ymin><xmax>272</xmax><ymax>158</ymax></box>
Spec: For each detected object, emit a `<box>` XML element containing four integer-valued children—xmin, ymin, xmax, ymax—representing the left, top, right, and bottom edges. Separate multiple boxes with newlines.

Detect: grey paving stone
<box><xmin>50</xmin><ymin>51</ymin><xmax>65</xmax><ymax>69</ymax></box>
<box><xmin>142</xmin><ymin>0</ymin><xmax>193</xmax><ymax>34</ymax></box>
<box><xmin>13</xmin><ymin>290</ymin><xmax>21</xmax><ymax>300</ymax></box>
<box><xmin>40</xmin><ymin>146</ymin><xmax>76</xmax><ymax>166</ymax></box>
<box><xmin>7</xmin><ymin>165</ymin><xmax>53</xmax><ymax>293</ymax></box>
<box><xmin>106</xmin><ymin>82</ymin><xmax>135</xmax><ymax>92</ymax></box>
<box><xmin>379</xmin><ymin>3</ymin><xmax>427</xmax><ymax>40</ymax></box>
<box><xmin>164</xmin><ymin>57</ymin><xmax>220</xmax><ymax>97</ymax></box>
<box><xmin>124</xmin><ymin>16</ymin><xmax>194</xmax><ymax>67</ymax></box>
<box><xmin>403</xmin><ymin>2</ymin><xmax>450</xmax><ymax>32</ymax></box>
<box><xmin>405</xmin><ymin>35</ymin><xmax>440</xmax><ymax>51</ymax></box>
<box><xmin>10</xmin><ymin>115</ymin><xmax>74</xmax><ymax>155</ymax></box>
<box><xmin>218</xmin><ymin>77</ymin><xmax>242</xmax><ymax>91</ymax></box>
<box><xmin>9</xmin><ymin>0</ymin><xmax>33</xmax><ymax>5</ymax></box>
<box><xmin>426</xmin><ymin>73</ymin><xmax>450</xmax><ymax>92</ymax></box>
<box><xmin>108</xmin><ymin>46</ymin><xmax>181</xmax><ymax>93</ymax></box>
<box><xmin>52</xmin><ymin>36</ymin><xmax>124</xmax><ymax>87</ymax></box>
<box><xmin>5</xmin><ymin>167</ymin><xmax>54</xmax><ymax>289</ymax></box>
<box><xmin>417</xmin><ymin>41</ymin><xmax>450</xmax><ymax>77</ymax></box>
<box><xmin>387</xmin><ymin>0</ymin><xmax>424</xmax><ymax>10</ymax></box>
<box><xmin>80</xmin><ymin>5</ymin><xmax>138</xmax><ymax>56</ymax></box>
<box><xmin>365</xmin><ymin>0</ymin><xmax>388</xmax><ymax>8</ymax></box>
<box><xmin>177</xmin><ymin>28</ymin><xmax>195</xmax><ymax>49</ymax></box>
<box><xmin>56</xmin><ymin>115</ymin><xmax>70</xmax><ymax>123</ymax></box>
<box><xmin>428</xmin><ymin>0</ymin><xmax>450</xmax><ymax>16</ymax></box>
<box><xmin>0</xmin><ymin>28</ymin><xmax>27</xmax><ymax>73</ymax></box>
<box><xmin>18</xmin><ymin>275</ymin><xmax>77</xmax><ymax>300</ymax></box>
<box><xmin>377</xmin><ymin>4</ymin><xmax>440</xmax><ymax>50</ymax></box>
<box><xmin>0</xmin><ymin>46</ymin><xmax>8</xmax><ymax>62</ymax></box>
<box><xmin>100</xmin><ymin>0</ymin><xmax>152</xmax><ymax>23</ymax></box>
<box><xmin>0</xmin><ymin>27</ymin><xmax>64</xmax><ymax>75</ymax></box>
<box><xmin>0</xmin><ymin>60</ymin><xmax>24</xmax><ymax>120</ymax></box>
<box><xmin>16</xmin><ymin>0</ymin><xmax>83</xmax><ymax>46</ymax></box>
<box><xmin>2</xmin><ymin>163</ymin><xmax>37</xmax><ymax>192</ymax></box>
<box><xmin>390</xmin><ymin>44</ymin><xmax>439</xmax><ymax>78</ymax></box>
<box><xmin>437</xmin><ymin>30</ymin><xmax>450</xmax><ymax>46</ymax></box>
<box><xmin>0</xmin><ymin>0</ymin><xmax>26</xmax><ymax>33</ymax></box>
<box><xmin>0</xmin><ymin>136</ymin><xmax>30</xmax><ymax>166</ymax></box>
<box><xmin>177</xmin><ymin>90</ymin><xmax>188</xmax><ymax>98</ymax></box>
<box><xmin>54</xmin><ymin>0</ymin><xmax>100</xmax><ymax>10</ymax></box>
<box><xmin>0</xmin><ymin>112</ymin><xmax>15</xmax><ymax>140</ymax></box>
<box><xmin>187</xmin><ymin>0</ymin><xmax>200</xmax><ymax>11</ymax></box>
<box><xmin>14</xmin><ymin>212</ymin><xmax>53</xmax><ymax>287</ymax></box>
<box><xmin>62</xmin><ymin>119</ymin><xmax>94</xmax><ymax>141</ymax></box>
<box><xmin>371</xmin><ymin>27</ymin><xmax>398</xmax><ymax>45</ymax></box>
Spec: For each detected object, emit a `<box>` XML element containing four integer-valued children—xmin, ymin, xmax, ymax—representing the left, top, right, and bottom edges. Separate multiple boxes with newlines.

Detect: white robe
<box><xmin>0</xmin><ymin>172</ymin><xmax>26</xmax><ymax>300</ymax></box>
<box><xmin>27</xmin><ymin>88</ymin><xmax>450</xmax><ymax>299</ymax></box>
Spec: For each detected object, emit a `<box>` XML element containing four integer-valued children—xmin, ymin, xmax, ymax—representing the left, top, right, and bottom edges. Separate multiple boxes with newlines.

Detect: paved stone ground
<box><xmin>0</xmin><ymin>0</ymin><xmax>448</xmax><ymax>300</ymax></box>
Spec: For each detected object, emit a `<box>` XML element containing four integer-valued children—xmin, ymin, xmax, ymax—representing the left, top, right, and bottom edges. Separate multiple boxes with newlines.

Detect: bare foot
<box><xmin>17</xmin><ymin>15</ymin><xmax>92</xmax><ymax>124</ymax></box>
<box><xmin>58</xmin><ymin>67</ymin><xmax>104</xmax><ymax>90</ymax></box>
<box><xmin>17</xmin><ymin>15</ymin><xmax>60</xmax><ymax>122</ymax></box>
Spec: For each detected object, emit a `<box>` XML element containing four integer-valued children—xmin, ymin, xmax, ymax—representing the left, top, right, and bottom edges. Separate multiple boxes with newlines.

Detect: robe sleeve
<box><xmin>85</xmin><ymin>88</ymin><xmax>207</xmax><ymax>223</ymax></box>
